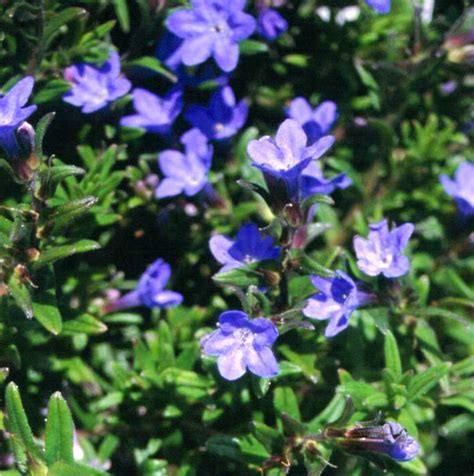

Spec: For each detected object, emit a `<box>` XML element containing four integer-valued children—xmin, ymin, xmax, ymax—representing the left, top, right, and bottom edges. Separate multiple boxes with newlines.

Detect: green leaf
<box><xmin>62</xmin><ymin>314</ymin><xmax>107</xmax><ymax>335</ymax></box>
<box><xmin>384</xmin><ymin>331</ymin><xmax>402</xmax><ymax>381</ymax></box>
<box><xmin>252</xmin><ymin>421</ymin><xmax>284</xmax><ymax>454</ymax></box>
<box><xmin>34</xmin><ymin>80</ymin><xmax>71</xmax><ymax>104</ymax></box>
<box><xmin>49</xmin><ymin>461</ymin><xmax>109</xmax><ymax>476</ymax></box>
<box><xmin>45</xmin><ymin>196</ymin><xmax>98</xmax><ymax>233</ymax></box>
<box><xmin>112</xmin><ymin>0</ymin><xmax>130</xmax><ymax>32</ymax></box>
<box><xmin>213</xmin><ymin>265</ymin><xmax>263</xmax><ymax>288</ymax></box>
<box><xmin>32</xmin><ymin>240</ymin><xmax>101</xmax><ymax>270</ymax></box>
<box><xmin>8</xmin><ymin>274</ymin><xmax>33</xmax><ymax>320</ymax></box>
<box><xmin>274</xmin><ymin>386</ymin><xmax>301</xmax><ymax>421</ymax></box>
<box><xmin>45</xmin><ymin>392</ymin><xmax>74</xmax><ymax>465</ymax></box>
<box><xmin>39</xmin><ymin>164</ymin><xmax>85</xmax><ymax>193</ymax></box>
<box><xmin>43</xmin><ymin>8</ymin><xmax>88</xmax><ymax>47</ymax></box>
<box><xmin>407</xmin><ymin>363</ymin><xmax>451</xmax><ymax>402</ymax></box>
<box><xmin>31</xmin><ymin>271</ymin><xmax>63</xmax><ymax>335</ymax></box>
<box><xmin>5</xmin><ymin>383</ymin><xmax>46</xmax><ymax>470</ymax></box>
<box><xmin>128</xmin><ymin>57</ymin><xmax>176</xmax><ymax>82</ymax></box>
<box><xmin>240</xmin><ymin>40</ymin><xmax>269</xmax><ymax>55</ymax></box>
<box><xmin>34</xmin><ymin>112</ymin><xmax>56</xmax><ymax>157</ymax></box>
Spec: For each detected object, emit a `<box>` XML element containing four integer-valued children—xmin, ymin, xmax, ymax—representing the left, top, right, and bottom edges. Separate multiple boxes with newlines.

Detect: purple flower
<box><xmin>185</xmin><ymin>86</ymin><xmax>248</xmax><ymax>140</ymax></box>
<box><xmin>247</xmin><ymin>119</ymin><xmax>335</xmax><ymax>180</ymax></box>
<box><xmin>63</xmin><ymin>52</ymin><xmax>131</xmax><ymax>113</ymax></box>
<box><xmin>120</xmin><ymin>88</ymin><xmax>182</xmax><ymax>134</ymax></box>
<box><xmin>104</xmin><ymin>259</ymin><xmax>183</xmax><ymax>312</ymax></box>
<box><xmin>354</xmin><ymin>220</ymin><xmax>415</xmax><ymax>278</ymax></box>
<box><xmin>201</xmin><ymin>310</ymin><xmax>278</xmax><ymax>380</ymax></box>
<box><xmin>166</xmin><ymin>0</ymin><xmax>256</xmax><ymax>73</ymax></box>
<box><xmin>440</xmin><ymin>161</ymin><xmax>474</xmax><ymax>217</ymax></box>
<box><xmin>286</xmin><ymin>97</ymin><xmax>338</xmax><ymax>145</ymax></box>
<box><xmin>257</xmin><ymin>8</ymin><xmax>288</xmax><ymax>41</ymax></box>
<box><xmin>0</xmin><ymin>77</ymin><xmax>37</xmax><ymax>157</ymax></box>
<box><xmin>301</xmin><ymin>162</ymin><xmax>352</xmax><ymax>198</ymax></box>
<box><xmin>209</xmin><ymin>223</ymin><xmax>280</xmax><ymax>272</ymax></box>
<box><xmin>327</xmin><ymin>422</ymin><xmax>420</xmax><ymax>462</ymax></box>
<box><xmin>303</xmin><ymin>271</ymin><xmax>371</xmax><ymax>337</ymax></box>
<box><xmin>156</xmin><ymin>128</ymin><xmax>213</xmax><ymax>199</ymax></box>
<box><xmin>365</xmin><ymin>0</ymin><xmax>391</xmax><ymax>14</ymax></box>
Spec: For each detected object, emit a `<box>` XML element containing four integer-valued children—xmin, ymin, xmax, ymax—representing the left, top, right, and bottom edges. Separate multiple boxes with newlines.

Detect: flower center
<box><xmin>233</xmin><ymin>328</ymin><xmax>254</xmax><ymax>346</ymax></box>
<box><xmin>212</xmin><ymin>21</ymin><xmax>227</xmax><ymax>34</ymax></box>
<box><xmin>243</xmin><ymin>254</ymin><xmax>255</xmax><ymax>264</ymax></box>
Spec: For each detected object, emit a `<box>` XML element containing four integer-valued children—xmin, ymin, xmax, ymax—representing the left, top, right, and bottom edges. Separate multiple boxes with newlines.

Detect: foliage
<box><xmin>0</xmin><ymin>0</ymin><xmax>473</xmax><ymax>475</ymax></box>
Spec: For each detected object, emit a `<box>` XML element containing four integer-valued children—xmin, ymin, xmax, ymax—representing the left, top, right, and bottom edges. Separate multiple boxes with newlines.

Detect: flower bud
<box><xmin>324</xmin><ymin>421</ymin><xmax>420</xmax><ymax>462</ymax></box>
<box><xmin>12</xmin><ymin>122</ymin><xmax>39</xmax><ymax>182</ymax></box>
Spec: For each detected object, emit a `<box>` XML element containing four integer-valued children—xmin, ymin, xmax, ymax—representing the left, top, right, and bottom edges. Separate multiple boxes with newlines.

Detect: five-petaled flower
<box><xmin>365</xmin><ymin>0</ymin><xmax>391</xmax><ymax>14</ymax></box>
<box><xmin>201</xmin><ymin>310</ymin><xmax>279</xmax><ymax>380</ymax></box>
<box><xmin>63</xmin><ymin>52</ymin><xmax>131</xmax><ymax>113</ymax></box>
<box><xmin>185</xmin><ymin>86</ymin><xmax>248</xmax><ymax>140</ymax></box>
<box><xmin>303</xmin><ymin>271</ymin><xmax>371</xmax><ymax>337</ymax></box>
<box><xmin>0</xmin><ymin>76</ymin><xmax>37</xmax><ymax>157</ymax></box>
<box><xmin>209</xmin><ymin>223</ymin><xmax>280</xmax><ymax>272</ymax></box>
<box><xmin>257</xmin><ymin>8</ymin><xmax>288</xmax><ymax>41</ymax></box>
<box><xmin>326</xmin><ymin>421</ymin><xmax>420</xmax><ymax>462</ymax></box>
<box><xmin>120</xmin><ymin>88</ymin><xmax>182</xmax><ymax>135</ymax></box>
<box><xmin>300</xmin><ymin>162</ymin><xmax>352</xmax><ymax>199</ymax></box>
<box><xmin>166</xmin><ymin>0</ymin><xmax>256</xmax><ymax>72</ymax></box>
<box><xmin>156</xmin><ymin>128</ymin><xmax>213</xmax><ymax>199</ymax></box>
<box><xmin>104</xmin><ymin>259</ymin><xmax>183</xmax><ymax>312</ymax></box>
<box><xmin>353</xmin><ymin>220</ymin><xmax>415</xmax><ymax>278</ymax></box>
<box><xmin>247</xmin><ymin>119</ymin><xmax>335</xmax><ymax>180</ymax></box>
<box><xmin>286</xmin><ymin>97</ymin><xmax>338</xmax><ymax>145</ymax></box>
<box><xmin>439</xmin><ymin>161</ymin><xmax>474</xmax><ymax>217</ymax></box>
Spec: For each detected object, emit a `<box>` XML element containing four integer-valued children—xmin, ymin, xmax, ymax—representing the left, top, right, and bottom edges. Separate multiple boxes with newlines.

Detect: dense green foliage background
<box><xmin>0</xmin><ymin>0</ymin><xmax>473</xmax><ymax>475</ymax></box>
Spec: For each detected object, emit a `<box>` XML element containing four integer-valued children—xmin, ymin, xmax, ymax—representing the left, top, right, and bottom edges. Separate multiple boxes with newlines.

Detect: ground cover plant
<box><xmin>0</xmin><ymin>0</ymin><xmax>473</xmax><ymax>474</ymax></box>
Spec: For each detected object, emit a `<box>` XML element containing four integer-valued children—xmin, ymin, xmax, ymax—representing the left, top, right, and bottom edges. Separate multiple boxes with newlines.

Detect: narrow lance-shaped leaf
<box><xmin>407</xmin><ymin>363</ymin><xmax>451</xmax><ymax>402</ymax></box>
<box><xmin>31</xmin><ymin>267</ymin><xmax>62</xmax><ymax>335</ymax></box>
<box><xmin>45</xmin><ymin>392</ymin><xmax>75</xmax><ymax>465</ymax></box>
<box><xmin>384</xmin><ymin>331</ymin><xmax>403</xmax><ymax>381</ymax></box>
<box><xmin>5</xmin><ymin>383</ymin><xmax>46</xmax><ymax>469</ymax></box>
<box><xmin>34</xmin><ymin>112</ymin><xmax>55</xmax><ymax>157</ymax></box>
<box><xmin>32</xmin><ymin>240</ymin><xmax>101</xmax><ymax>270</ymax></box>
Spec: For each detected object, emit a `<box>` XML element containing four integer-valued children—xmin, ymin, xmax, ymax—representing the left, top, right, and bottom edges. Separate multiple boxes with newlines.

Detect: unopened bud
<box><xmin>324</xmin><ymin>422</ymin><xmax>420</xmax><ymax>462</ymax></box>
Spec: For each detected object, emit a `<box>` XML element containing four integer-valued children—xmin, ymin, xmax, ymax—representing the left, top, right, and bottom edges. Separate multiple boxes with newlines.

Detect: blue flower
<box><xmin>209</xmin><ymin>223</ymin><xmax>280</xmax><ymax>272</ymax></box>
<box><xmin>286</xmin><ymin>97</ymin><xmax>338</xmax><ymax>145</ymax></box>
<box><xmin>120</xmin><ymin>88</ymin><xmax>182</xmax><ymax>135</ymax></box>
<box><xmin>166</xmin><ymin>0</ymin><xmax>256</xmax><ymax>72</ymax></box>
<box><xmin>440</xmin><ymin>161</ymin><xmax>474</xmax><ymax>217</ymax></box>
<box><xmin>247</xmin><ymin>119</ymin><xmax>335</xmax><ymax>180</ymax></box>
<box><xmin>354</xmin><ymin>220</ymin><xmax>415</xmax><ymax>278</ymax></box>
<box><xmin>0</xmin><ymin>77</ymin><xmax>37</xmax><ymax>157</ymax></box>
<box><xmin>156</xmin><ymin>128</ymin><xmax>213</xmax><ymax>199</ymax></box>
<box><xmin>365</xmin><ymin>0</ymin><xmax>391</xmax><ymax>14</ymax></box>
<box><xmin>185</xmin><ymin>86</ymin><xmax>248</xmax><ymax>140</ymax></box>
<box><xmin>201</xmin><ymin>310</ymin><xmax>279</xmax><ymax>380</ymax></box>
<box><xmin>303</xmin><ymin>271</ymin><xmax>371</xmax><ymax>337</ymax></box>
<box><xmin>63</xmin><ymin>52</ymin><xmax>131</xmax><ymax>113</ymax></box>
<box><xmin>104</xmin><ymin>259</ymin><xmax>183</xmax><ymax>312</ymax></box>
<box><xmin>257</xmin><ymin>8</ymin><xmax>288</xmax><ymax>41</ymax></box>
<box><xmin>301</xmin><ymin>162</ymin><xmax>352</xmax><ymax>198</ymax></box>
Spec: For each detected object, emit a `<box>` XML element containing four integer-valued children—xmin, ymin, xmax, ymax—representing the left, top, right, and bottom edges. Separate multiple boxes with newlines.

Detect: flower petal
<box><xmin>201</xmin><ymin>329</ymin><xmax>236</xmax><ymax>356</ymax></box>
<box><xmin>217</xmin><ymin>346</ymin><xmax>247</xmax><ymax>380</ymax></box>
<box><xmin>181</xmin><ymin>35</ymin><xmax>214</xmax><ymax>67</ymax></box>
<box><xmin>209</xmin><ymin>234</ymin><xmax>235</xmax><ymax>265</ymax></box>
<box><xmin>245</xmin><ymin>346</ymin><xmax>279</xmax><ymax>378</ymax></box>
